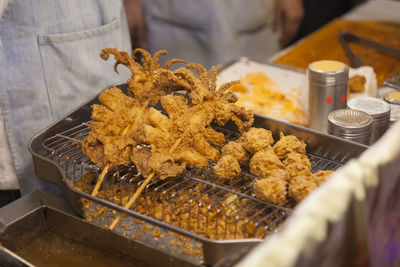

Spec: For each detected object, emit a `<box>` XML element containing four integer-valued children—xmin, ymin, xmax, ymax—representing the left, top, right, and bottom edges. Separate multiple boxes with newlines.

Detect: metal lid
<box><xmin>328</xmin><ymin>109</ymin><xmax>373</xmax><ymax>134</ymax></box>
<box><xmin>347</xmin><ymin>97</ymin><xmax>391</xmax><ymax>119</ymax></box>
<box><xmin>384</xmin><ymin>91</ymin><xmax>400</xmax><ymax>105</ymax></box>
<box><xmin>308</xmin><ymin>60</ymin><xmax>349</xmax><ymax>86</ymax></box>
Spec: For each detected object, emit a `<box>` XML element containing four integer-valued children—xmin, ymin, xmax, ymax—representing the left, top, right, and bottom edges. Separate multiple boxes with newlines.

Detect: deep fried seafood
<box><xmin>312</xmin><ymin>170</ymin><xmax>334</xmax><ymax>186</ymax></box>
<box><xmin>273</xmin><ymin>132</ymin><xmax>306</xmax><ymax>159</ymax></box>
<box><xmin>249</xmin><ymin>148</ymin><xmax>286</xmax><ymax>178</ymax></box>
<box><xmin>83</xmin><ymin>48</ymin><xmax>254</xmax><ymax>181</ymax></box>
<box><xmin>221</xmin><ymin>141</ymin><xmax>249</xmax><ymax>166</ymax></box>
<box><xmin>253</xmin><ymin>177</ymin><xmax>287</xmax><ymax>205</ymax></box>
<box><xmin>286</xmin><ymin>163</ymin><xmax>312</xmax><ymax>181</ymax></box>
<box><xmin>213</xmin><ymin>155</ymin><xmax>241</xmax><ymax>179</ymax></box>
<box><xmin>283</xmin><ymin>152</ymin><xmax>311</xmax><ymax>168</ymax></box>
<box><xmin>82</xmin><ymin>87</ymin><xmax>141</xmax><ymax>168</ymax></box>
<box><xmin>288</xmin><ymin>175</ymin><xmax>316</xmax><ymax>202</ymax></box>
<box><xmin>100</xmin><ymin>48</ymin><xmax>189</xmax><ymax>106</ymax></box>
<box><xmin>243</xmin><ymin>127</ymin><xmax>274</xmax><ymax>154</ymax></box>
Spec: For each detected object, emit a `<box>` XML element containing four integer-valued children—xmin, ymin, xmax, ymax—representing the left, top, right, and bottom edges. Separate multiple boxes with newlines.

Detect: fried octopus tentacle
<box><xmin>100</xmin><ymin>48</ymin><xmax>143</xmax><ymax>74</ymax></box>
<box><xmin>132</xmin><ymin>48</ymin><xmax>152</xmax><ymax>72</ymax></box>
<box><xmin>162</xmin><ymin>59</ymin><xmax>187</xmax><ymax>70</ymax></box>
<box><xmin>209</xmin><ymin>66</ymin><xmax>218</xmax><ymax>93</ymax></box>
<box><xmin>217</xmin><ymin>80</ymin><xmax>240</xmax><ymax>96</ymax></box>
<box><xmin>186</xmin><ymin>63</ymin><xmax>209</xmax><ymax>86</ymax></box>
<box><xmin>151</xmin><ymin>50</ymin><xmax>167</xmax><ymax>71</ymax></box>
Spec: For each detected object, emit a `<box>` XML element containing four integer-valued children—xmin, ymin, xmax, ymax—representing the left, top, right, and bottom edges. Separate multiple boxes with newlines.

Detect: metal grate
<box><xmin>42</xmin><ymin>121</ymin><xmax>342</xmax><ymax>242</ymax></box>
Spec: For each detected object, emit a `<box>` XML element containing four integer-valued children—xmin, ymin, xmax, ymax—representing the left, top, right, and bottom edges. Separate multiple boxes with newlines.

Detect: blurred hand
<box><xmin>273</xmin><ymin>0</ymin><xmax>304</xmax><ymax>47</ymax></box>
<box><xmin>124</xmin><ymin>0</ymin><xmax>148</xmax><ymax>49</ymax></box>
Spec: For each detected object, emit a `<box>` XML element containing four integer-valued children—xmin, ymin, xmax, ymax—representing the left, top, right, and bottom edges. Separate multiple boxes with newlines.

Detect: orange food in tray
<box><xmin>231</xmin><ymin>72</ymin><xmax>308</xmax><ymax>126</ymax></box>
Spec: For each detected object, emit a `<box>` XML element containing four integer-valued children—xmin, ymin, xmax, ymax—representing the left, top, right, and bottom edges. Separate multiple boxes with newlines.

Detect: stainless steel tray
<box><xmin>0</xmin><ymin>190</ymin><xmax>193</xmax><ymax>267</ymax></box>
<box><xmin>29</xmin><ymin>83</ymin><xmax>368</xmax><ymax>265</ymax></box>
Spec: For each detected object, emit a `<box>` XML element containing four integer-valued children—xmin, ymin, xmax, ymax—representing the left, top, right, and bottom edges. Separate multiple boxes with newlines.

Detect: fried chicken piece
<box><xmin>132</xmin><ymin>146</ymin><xmax>208</xmax><ymax>179</ymax></box>
<box><xmin>221</xmin><ymin>141</ymin><xmax>249</xmax><ymax>166</ymax></box>
<box><xmin>283</xmin><ymin>152</ymin><xmax>311</xmax><ymax>168</ymax></box>
<box><xmin>312</xmin><ymin>170</ymin><xmax>334</xmax><ymax>186</ymax></box>
<box><xmin>253</xmin><ymin>177</ymin><xmax>287</xmax><ymax>205</ymax></box>
<box><xmin>249</xmin><ymin>148</ymin><xmax>286</xmax><ymax>178</ymax></box>
<box><xmin>243</xmin><ymin>127</ymin><xmax>274</xmax><ymax>154</ymax></box>
<box><xmin>193</xmin><ymin>134</ymin><xmax>220</xmax><ymax>161</ymax></box>
<box><xmin>204</xmin><ymin>127</ymin><xmax>226</xmax><ymax>146</ymax></box>
<box><xmin>288</xmin><ymin>175</ymin><xmax>317</xmax><ymax>202</ymax></box>
<box><xmin>286</xmin><ymin>163</ymin><xmax>312</xmax><ymax>181</ymax></box>
<box><xmin>348</xmin><ymin>75</ymin><xmax>366</xmax><ymax>93</ymax></box>
<box><xmin>273</xmin><ymin>132</ymin><xmax>306</xmax><ymax>159</ymax></box>
<box><xmin>213</xmin><ymin>155</ymin><xmax>241</xmax><ymax>180</ymax></box>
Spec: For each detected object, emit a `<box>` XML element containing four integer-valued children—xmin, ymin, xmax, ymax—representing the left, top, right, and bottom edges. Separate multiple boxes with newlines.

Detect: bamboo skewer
<box><xmin>108</xmin><ymin>172</ymin><xmax>155</xmax><ymax>230</ymax></box>
<box><xmin>91</xmin><ymin>165</ymin><xmax>110</xmax><ymax>196</ymax></box>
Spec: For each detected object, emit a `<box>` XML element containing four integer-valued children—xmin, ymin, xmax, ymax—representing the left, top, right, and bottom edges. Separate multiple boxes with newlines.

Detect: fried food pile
<box><xmin>82</xmin><ymin>47</ymin><xmax>333</xmax><ymax>212</ymax></box>
<box><xmin>82</xmin><ymin>48</ymin><xmax>253</xmax><ymax>180</ymax></box>
<box><xmin>214</xmin><ymin>129</ymin><xmax>334</xmax><ymax>204</ymax></box>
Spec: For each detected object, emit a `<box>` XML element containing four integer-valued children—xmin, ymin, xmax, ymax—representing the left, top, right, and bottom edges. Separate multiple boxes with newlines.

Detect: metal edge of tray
<box><xmin>28</xmin><ymin>83</ymin><xmax>369</xmax><ymax>265</ymax></box>
<box><xmin>0</xmin><ymin>191</ymin><xmax>198</xmax><ymax>267</ymax></box>
<box><xmin>216</xmin><ymin>57</ymin><xmax>307</xmax><ymax>75</ymax></box>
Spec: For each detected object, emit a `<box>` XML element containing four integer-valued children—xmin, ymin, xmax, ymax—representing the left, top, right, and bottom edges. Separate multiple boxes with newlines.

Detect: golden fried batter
<box><xmin>83</xmin><ymin>49</ymin><xmax>254</xmax><ymax>180</ymax></box>
<box><xmin>312</xmin><ymin>170</ymin><xmax>334</xmax><ymax>186</ymax></box>
<box><xmin>288</xmin><ymin>175</ymin><xmax>316</xmax><ymax>202</ymax></box>
<box><xmin>283</xmin><ymin>152</ymin><xmax>311</xmax><ymax>168</ymax></box>
<box><xmin>273</xmin><ymin>132</ymin><xmax>306</xmax><ymax>159</ymax></box>
<box><xmin>253</xmin><ymin>177</ymin><xmax>287</xmax><ymax>206</ymax></box>
<box><xmin>249</xmin><ymin>148</ymin><xmax>285</xmax><ymax>178</ymax></box>
<box><xmin>348</xmin><ymin>75</ymin><xmax>366</xmax><ymax>93</ymax></box>
<box><xmin>213</xmin><ymin>155</ymin><xmax>241</xmax><ymax>180</ymax></box>
<box><xmin>243</xmin><ymin>127</ymin><xmax>274</xmax><ymax>154</ymax></box>
<box><xmin>286</xmin><ymin>163</ymin><xmax>312</xmax><ymax>181</ymax></box>
<box><xmin>221</xmin><ymin>141</ymin><xmax>249</xmax><ymax>166</ymax></box>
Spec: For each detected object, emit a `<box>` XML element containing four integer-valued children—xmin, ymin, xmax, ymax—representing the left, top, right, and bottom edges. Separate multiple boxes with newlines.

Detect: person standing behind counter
<box><xmin>0</xmin><ymin>0</ymin><xmax>135</xmax><ymax>199</ymax></box>
<box><xmin>140</xmin><ymin>0</ymin><xmax>304</xmax><ymax>69</ymax></box>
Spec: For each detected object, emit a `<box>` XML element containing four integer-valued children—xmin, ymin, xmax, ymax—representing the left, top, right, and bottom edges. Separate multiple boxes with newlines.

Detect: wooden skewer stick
<box><xmin>108</xmin><ymin>172</ymin><xmax>155</xmax><ymax>230</ymax></box>
<box><xmin>91</xmin><ymin>165</ymin><xmax>110</xmax><ymax>196</ymax></box>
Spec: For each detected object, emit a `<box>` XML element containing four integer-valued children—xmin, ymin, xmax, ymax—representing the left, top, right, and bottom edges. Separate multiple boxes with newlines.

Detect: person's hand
<box><xmin>124</xmin><ymin>0</ymin><xmax>148</xmax><ymax>49</ymax></box>
<box><xmin>273</xmin><ymin>0</ymin><xmax>304</xmax><ymax>47</ymax></box>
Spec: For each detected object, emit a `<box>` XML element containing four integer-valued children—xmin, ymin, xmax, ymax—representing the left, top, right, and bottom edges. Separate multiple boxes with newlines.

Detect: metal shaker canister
<box><xmin>384</xmin><ymin>91</ymin><xmax>400</xmax><ymax>126</ymax></box>
<box><xmin>347</xmin><ymin>97</ymin><xmax>391</xmax><ymax>144</ymax></box>
<box><xmin>328</xmin><ymin>109</ymin><xmax>373</xmax><ymax>145</ymax></box>
<box><xmin>308</xmin><ymin>60</ymin><xmax>349</xmax><ymax>132</ymax></box>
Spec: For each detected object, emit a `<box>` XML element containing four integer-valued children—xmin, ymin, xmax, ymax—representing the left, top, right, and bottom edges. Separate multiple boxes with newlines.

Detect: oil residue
<box><xmin>16</xmin><ymin>232</ymin><xmax>149</xmax><ymax>267</ymax></box>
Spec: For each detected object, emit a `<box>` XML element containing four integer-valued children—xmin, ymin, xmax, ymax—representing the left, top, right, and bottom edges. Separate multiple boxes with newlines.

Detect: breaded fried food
<box><xmin>288</xmin><ymin>175</ymin><xmax>316</xmax><ymax>202</ymax></box>
<box><xmin>312</xmin><ymin>170</ymin><xmax>334</xmax><ymax>186</ymax></box>
<box><xmin>286</xmin><ymin>163</ymin><xmax>312</xmax><ymax>181</ymax></box>
<box><xmin>348</xmin><ymin>75</ymin><xmax>366</xmax><ymax>93</ymax></box>
<box><xmin>221</xmin><ymin>141</ymin><xmax>249</xmax><ymax>165</ymax></box>
<box><xmin>213</xmin><ymin>155</ymin><xmax>241</xmax><ymax>179</ymax></box>
<box><xmin>249</xmin><ymin>148</ymin><xmax>285</xmax><ymax>178</ymax></box>
<box><xmin>273</xmin><ymin>132</ymin><xmax>306</xmax><ymax>159</ymax></box>
<box><xmin>243</xmin><ymin>127</ymin><xmax>274</xmax><ymax>154</ymax></box>
<box><xmin>283</xmin><ymin>152</ymin><xmax>311</xmax><ymax>168</ymax></box>
<box><xmin>253</xmin><ymin>177</ymin><xmax>287</xmax><ymax>205</ymax></box>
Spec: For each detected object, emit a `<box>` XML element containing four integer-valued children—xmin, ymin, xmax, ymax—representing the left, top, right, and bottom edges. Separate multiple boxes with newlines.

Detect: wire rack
<box><xmin>42</xmin><ymin>121</ymin><xmax>343</xmax><ymax>242</ymax></box>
